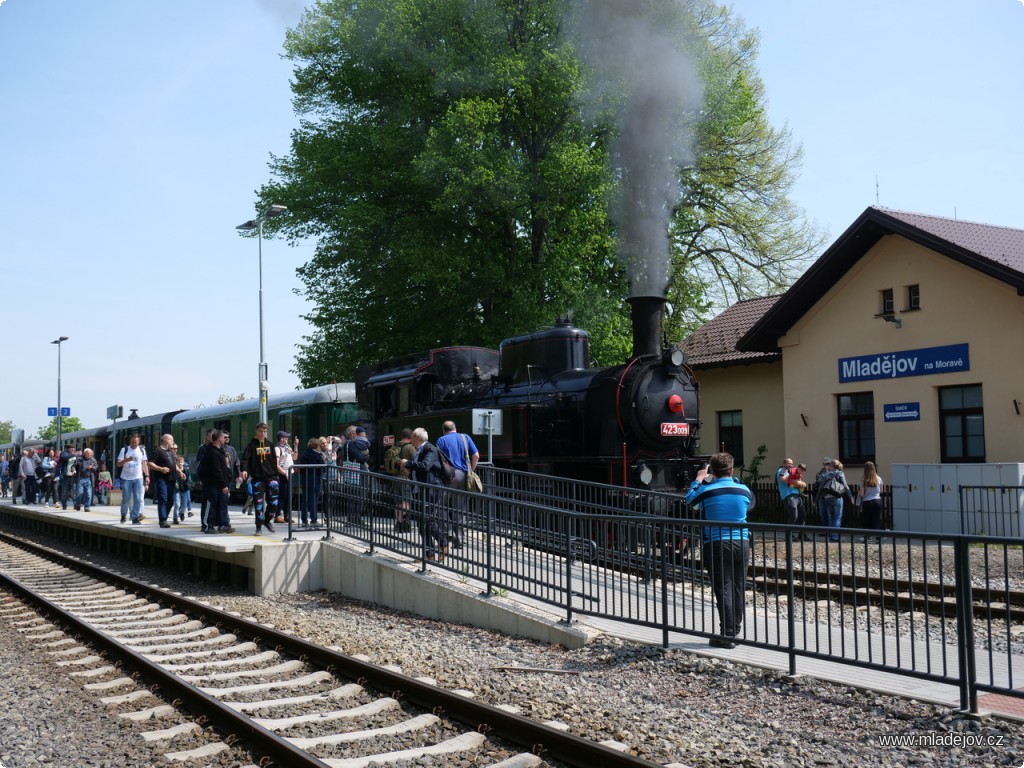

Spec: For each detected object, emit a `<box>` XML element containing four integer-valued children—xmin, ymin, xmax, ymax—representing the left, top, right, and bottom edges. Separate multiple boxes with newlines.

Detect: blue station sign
<box><xmin>883</xmin><ymin>402</ymin><xmax>921</xmax><ymax>422</ymax></box>
<box><xmin>838</xmin><ymin>343</ymin><xmax>969</xmax><ymax>384</ymax></box>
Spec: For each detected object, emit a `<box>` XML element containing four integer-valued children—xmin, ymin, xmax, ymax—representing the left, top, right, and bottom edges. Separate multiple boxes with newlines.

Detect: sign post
<box><xmin>472</xmin><ymin>408</ymin><xmax>503</xmax><ymax>464</ymax></box>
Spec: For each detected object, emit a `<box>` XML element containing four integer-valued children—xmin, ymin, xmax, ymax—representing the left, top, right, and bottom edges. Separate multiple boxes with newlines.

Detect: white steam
<box><xmin>569</xmin><ymin>0</ymin><xmax>703</xmax><ymax>297</ymax></box>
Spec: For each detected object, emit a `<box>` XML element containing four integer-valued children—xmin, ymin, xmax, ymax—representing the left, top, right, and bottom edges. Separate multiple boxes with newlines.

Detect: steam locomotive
<box><xmin>356</xmin><ymin>296</ymin><xmax>702</xmax><ymax>494</ymax></box>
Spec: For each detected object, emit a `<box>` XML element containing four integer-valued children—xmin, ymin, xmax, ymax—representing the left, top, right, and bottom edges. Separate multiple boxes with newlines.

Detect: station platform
<box><xmin>0</xmin><ymin>497</ymin><xmax>593</xmax><ymax>650</ymax></box>
<box><xmin>1</xmin><ymin>496</ymin><xmax>1021</xmax><ymax>722</ymax></box>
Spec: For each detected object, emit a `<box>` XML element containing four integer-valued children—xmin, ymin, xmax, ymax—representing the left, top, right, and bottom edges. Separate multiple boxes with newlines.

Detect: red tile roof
<box><xmin>738</xmin><ymin>207</ymin><xmax>1024</xmax><ymax>353</ymax></box>
<box><xmin>680</xmin><ymin>295</ymin><xmax>782</xmax><ymax>368</ymax></box>
<box><xmin>880</xmin><ymin>208</ymin><xmax>1024</xmax><ymax>274</ymax></box>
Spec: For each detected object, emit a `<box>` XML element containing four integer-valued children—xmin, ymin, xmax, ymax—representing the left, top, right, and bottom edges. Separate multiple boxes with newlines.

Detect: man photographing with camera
<box><xmin>685</xmin><ymin>452</ymin><xmax>753</xmax><ymax>649</ymax></box>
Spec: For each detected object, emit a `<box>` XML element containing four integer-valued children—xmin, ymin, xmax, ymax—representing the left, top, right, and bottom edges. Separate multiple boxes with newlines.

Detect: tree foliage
<box><xmin>36</xmin><ymin>416</ymin><xmax>85</xmax><ymax>441</ymax></box>
<box><xmin>0</xmin><ymin>419</ymin><xmax>14</xmax><ymax>445</ymax></box>
<box><xmin>257</xmin><ymin>0</ymin><xmax>821</xmax><ymax>383</ymax></box>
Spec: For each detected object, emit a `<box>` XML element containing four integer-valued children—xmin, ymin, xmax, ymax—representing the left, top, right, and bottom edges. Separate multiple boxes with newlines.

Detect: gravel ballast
<box><xmin>1</xmin><ymin>532</ymin><xmax>1022</xmax><ymax>767</ymax></box>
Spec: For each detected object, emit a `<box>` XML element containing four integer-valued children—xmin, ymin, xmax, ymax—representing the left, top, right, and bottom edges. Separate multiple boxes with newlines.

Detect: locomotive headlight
<box><xmin>662</xmin><ymin>347</ymin><xmax>686</xmax><ymax>369</ymax></box>
<box><xmin>638</xmin><ymin>463</ymin><xmax>653</xmax><ymax>486</ymax></box>
<box><xmin>667</xmin><ymin>394</ymin><xmax>684</xmax><ymax>414</ymax></box>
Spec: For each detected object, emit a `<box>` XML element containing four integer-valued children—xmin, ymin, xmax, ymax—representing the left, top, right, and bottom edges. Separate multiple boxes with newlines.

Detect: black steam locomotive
<box><xmin>356</xmin><ymin>296</ymin><xmax>702</xmax><ymax>493</ymax></box>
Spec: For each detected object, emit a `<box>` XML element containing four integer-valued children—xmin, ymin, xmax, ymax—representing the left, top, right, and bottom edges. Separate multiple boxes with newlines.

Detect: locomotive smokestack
<box><xmin>627</xmin><ymin>295</ymin><xmax>665</xmax><ymax>359</ymax></box>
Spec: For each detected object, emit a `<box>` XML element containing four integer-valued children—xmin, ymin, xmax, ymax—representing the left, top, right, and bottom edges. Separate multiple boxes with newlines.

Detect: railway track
<box><xmin>750</xmin><ymin>560</ymin><xmax>1024</xmax><ymax>623</ymax></box>
<box><xmin>0</xmin><ymin>533</ymin><xmax>664</xmax><ymax>768</ymax></box>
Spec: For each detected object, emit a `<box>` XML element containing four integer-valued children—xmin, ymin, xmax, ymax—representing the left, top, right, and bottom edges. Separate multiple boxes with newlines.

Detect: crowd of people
<box><xmin>776</xmin><ymin>455</ymin><xmax>885</xmax><ymax>541</ymax></box>
<box><xmin>0</xmin><ymin>420</ymin><xmax>483</xmax><ymax>548</ymax></box>
<box><xmin>1</xmin><ymin>444</ymin><xmax>111</xmax><ymax>511</ymax></box>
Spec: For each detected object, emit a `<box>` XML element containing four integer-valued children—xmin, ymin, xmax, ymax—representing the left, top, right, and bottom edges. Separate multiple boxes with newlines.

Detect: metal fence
<box><xmin>286</xmin><ymin>463</ymin><xmax>1021</xmax><ymax>714</ymax></box>
<box><xmin>959</xmin><ymin>485</ymin><xmax>1024</xmax><ymax>537</ymax></box>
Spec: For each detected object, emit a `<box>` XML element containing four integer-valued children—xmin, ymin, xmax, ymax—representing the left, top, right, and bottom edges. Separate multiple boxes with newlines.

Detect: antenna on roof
<box><xmin>875</xmin><ymin>175</ymin><xmax>879</xmax><ymax>205</ymax></box>
<box><xmin>954</xmin><ymin>207</ymin><xmax>958</xmax><ymax>220</ymax></box>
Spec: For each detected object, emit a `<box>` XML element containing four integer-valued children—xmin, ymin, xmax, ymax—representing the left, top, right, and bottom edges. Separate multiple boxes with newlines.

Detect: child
<box><xmin>790</xmin><ymin>462</ymin><xmax>808</xmax><ymax>492</ymax></box>
<box><xmin>96</xmin><ymin>463</ymin><xmax>113</xmax><ymax>506</ymax></box>
<box><xmin>174</xmin><ymin>456</ymin><xmax>193</xmax><ymax>523</ymax></box>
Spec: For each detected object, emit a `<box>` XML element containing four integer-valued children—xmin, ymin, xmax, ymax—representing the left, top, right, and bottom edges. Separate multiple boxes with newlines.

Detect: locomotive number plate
<box><xmin>660</xmin><ymin>422</ymin><xmax>689</xmax><ymax>437</ymax></box>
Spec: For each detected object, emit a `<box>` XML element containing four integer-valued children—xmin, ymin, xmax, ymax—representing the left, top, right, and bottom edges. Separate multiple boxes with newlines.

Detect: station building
<box><xmin>681</xmin><ymin>206</ymin><xmax>1024</xmax><ymax>490</ymax></box>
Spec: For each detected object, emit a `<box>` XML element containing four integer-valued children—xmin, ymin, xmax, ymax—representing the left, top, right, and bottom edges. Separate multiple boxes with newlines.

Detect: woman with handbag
<box><xmin>814</xmin><ymin>457</ymin><xmax>849</xmax><ymax>541</ymax></box>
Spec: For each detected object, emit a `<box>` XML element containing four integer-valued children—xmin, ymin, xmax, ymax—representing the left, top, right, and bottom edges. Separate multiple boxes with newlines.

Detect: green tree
<box><xmin>261</xmin><ymin>0</ymin><xmax>615</xmax><ymax>382</ymax></box>
<box><xmin>258</xmin><ymin>0</ymin><xmax>820</xmax><ymax>381</ymax></box>
<box><xmin>0</xmin><ymin>419</ymin><xmax>14</xmax><ymax>445</ymax></box>
<box><xmin>36</xmin><ymin>416</ymin><xmax>85</xmax><ymax>441</ymax></box>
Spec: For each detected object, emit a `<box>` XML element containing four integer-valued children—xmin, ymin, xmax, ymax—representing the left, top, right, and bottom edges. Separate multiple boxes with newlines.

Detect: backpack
<box><xmin>436</xmin><ymin>446</ymin><xmax>456</xmax><ymax>484</ymax></box>
<box><xmin>383</xmin><ymin>443</ymin><xmax>403</xmax><ymax>475</ymax></box>
<box><xmin>65</xmin><ymin>456</ymin><xmax>78</xmax><ymax>477</ymax></box>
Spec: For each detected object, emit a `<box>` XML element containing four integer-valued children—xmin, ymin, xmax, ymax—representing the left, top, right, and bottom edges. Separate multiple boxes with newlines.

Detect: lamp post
<box><xmin>236</xmin><ymin>204</ymin><xmax>288</xmax><ymax>425</ymax></box>
<box><xmin>51</xmin><ymin>336</ymin><xmax>69</xmax><ymax>448</ymax></box>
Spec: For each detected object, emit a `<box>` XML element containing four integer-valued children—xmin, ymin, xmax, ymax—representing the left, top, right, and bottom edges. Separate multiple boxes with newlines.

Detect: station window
<box><xmin>906</xmin><ymin>284</ymin><xmax>921</xmax><ymax>311</ymax></box>
<box><xmin>717</xmin><ymin>411</ymin><xmax>743</xmax><ymax>466</ymax></box>
<box><xmin>939</xmin><ymin>384</ymin><xmax>985</xmax><ymax>462</ymax></box>
<box><xmin>838</xmin><ymin>392</ymin><xmax>875</xmax><ymax>464</ymax></box>
<box><xmin>879</xmin><ymin>288</ymin><xmax>894</xmax><ymax>315</ymax></box>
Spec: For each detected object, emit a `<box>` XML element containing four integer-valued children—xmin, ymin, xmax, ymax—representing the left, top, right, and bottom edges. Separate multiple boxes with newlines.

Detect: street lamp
<box><xmin>51</xmin><ymin>336</ymin><xmax>69</xmax><ymax>448</ymax></box>
<box><xmin>236</xmin><ymin>204</ymin><xmax>288</xmax><ymax>425</ymax></box>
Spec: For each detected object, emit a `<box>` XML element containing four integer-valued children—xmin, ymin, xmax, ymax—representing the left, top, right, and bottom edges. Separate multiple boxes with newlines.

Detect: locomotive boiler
<box><xmin>357</xmin><ymin>295</ymin><xmax>702</xmax><ymax>493</ymax></box>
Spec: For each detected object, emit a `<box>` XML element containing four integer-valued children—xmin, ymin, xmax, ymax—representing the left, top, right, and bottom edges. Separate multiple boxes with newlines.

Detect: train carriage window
<box><xmin>398</xmin><ymin>383</ymin><xmax>411</xmax><ymax>414</ymax></box>
<box><xmin>277</xmin><ymin>410</ymin><xmax>302</xmax><ymax>442</ymax></box>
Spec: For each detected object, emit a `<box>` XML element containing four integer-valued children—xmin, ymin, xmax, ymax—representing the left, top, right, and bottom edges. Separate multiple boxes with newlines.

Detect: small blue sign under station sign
<box><xmin>884</xmin><ymin>402</ymin><xmax>920</xmax><ymax>422</ymax></box>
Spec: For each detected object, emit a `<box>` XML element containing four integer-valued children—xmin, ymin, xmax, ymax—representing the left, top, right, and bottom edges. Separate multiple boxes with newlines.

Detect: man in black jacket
<box><xmin>199</xmin><ymin>430</ymin><xmax>235</xmax><ymax>534</ymax></box>
<box><xmin>240</xmin><ymin>422</ymin><xmax>279</xmax><ymax>534</ymax></box>
<box><xmin>398</xmin><ymin>427</ymin><xmax>449</xmax><ymax>562</ymax></box>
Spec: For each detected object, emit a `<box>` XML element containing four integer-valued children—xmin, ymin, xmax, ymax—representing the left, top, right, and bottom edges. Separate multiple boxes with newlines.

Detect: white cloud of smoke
<box><xmin>569</xmin><ymin>0</ymin><xmax>703</xmax><ymax>298</ymax></box>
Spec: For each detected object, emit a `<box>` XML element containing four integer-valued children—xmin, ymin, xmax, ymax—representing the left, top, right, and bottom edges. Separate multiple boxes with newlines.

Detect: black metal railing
<box><xmin>959</xmin><ymin>485</ymin><xmax>1024</xmax><ymax>537</ymax></box>
<box><xmin>288</xmin><ymin>463</ymin><xmax>1022</xmax><ymax>713</ymax></box>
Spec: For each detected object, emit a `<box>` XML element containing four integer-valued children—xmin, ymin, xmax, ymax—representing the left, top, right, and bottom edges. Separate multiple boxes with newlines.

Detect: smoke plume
<box><xmin>569</xmin><ymin>0</ymin><xmax>703</xmax><ymax>298</ymax></box>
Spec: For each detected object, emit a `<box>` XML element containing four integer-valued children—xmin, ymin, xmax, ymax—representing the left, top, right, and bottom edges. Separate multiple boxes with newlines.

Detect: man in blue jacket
<box><xmin>685</xmin><ymin>452</ymin><xmax>753</xmax><ymax>649</ymax></box>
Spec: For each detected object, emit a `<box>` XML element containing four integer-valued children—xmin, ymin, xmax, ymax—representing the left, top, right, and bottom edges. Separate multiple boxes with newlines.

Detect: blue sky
<box><xmin>2</xmin><ymin>0</ymin><xmax>1023</xmax><ymax>436</ymax></box>
<box><xmin>730</xmin><ymin>0</ymin><xmax>1024</xmax><ymax>236</ymax></box>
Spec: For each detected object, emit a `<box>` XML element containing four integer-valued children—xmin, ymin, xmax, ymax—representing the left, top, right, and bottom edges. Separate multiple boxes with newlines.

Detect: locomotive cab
<box><xmin>499</xmin><ymin>319</ymin><xmax>589</xmax><ymax>384</ymax></box>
